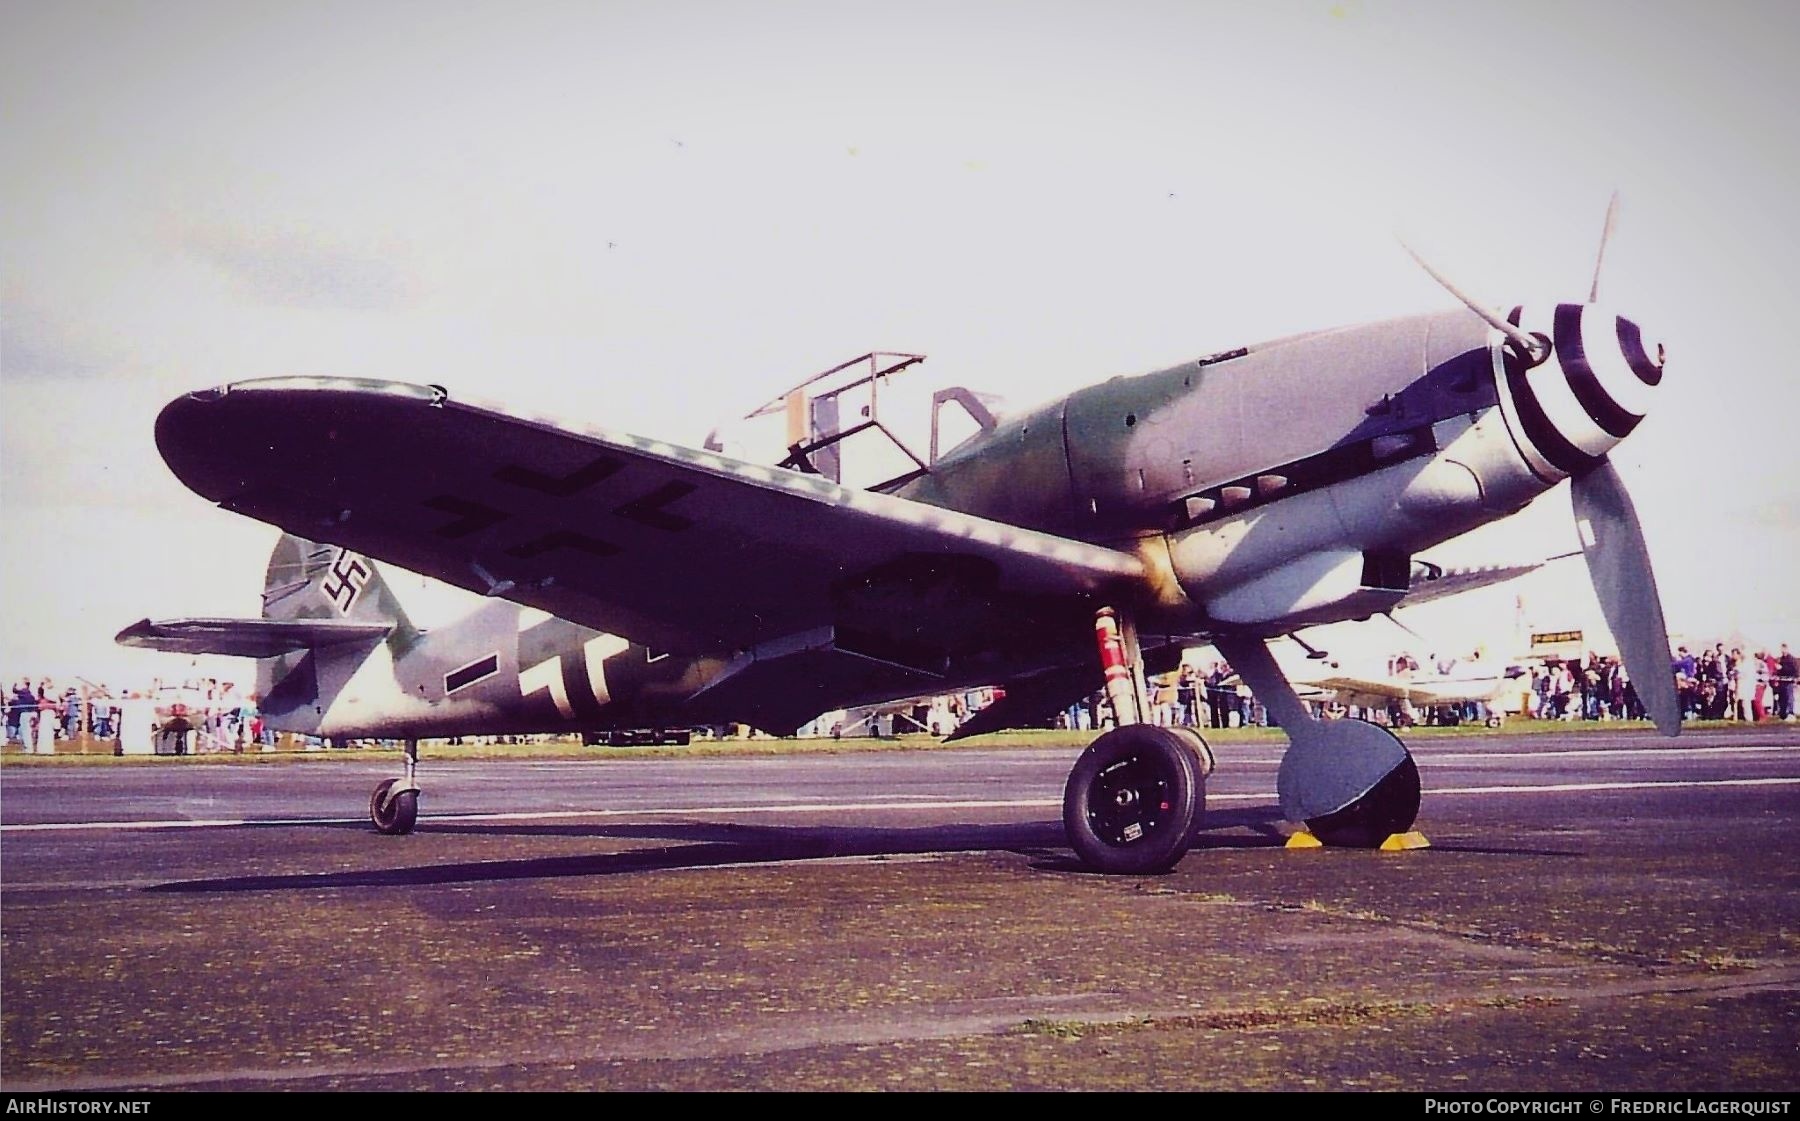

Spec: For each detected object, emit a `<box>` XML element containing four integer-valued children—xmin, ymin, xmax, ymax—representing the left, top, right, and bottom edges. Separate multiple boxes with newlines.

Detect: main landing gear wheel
<box><xmin>1278</xmin><ymin>719</ymin><xmax>1419</xmax><ymax>848</ymax></box>
<box><xmin>369</xmin><ymin>777</ymin><xmax>419</xmax><ymax>836</ymax></box>
<box><xmin>1064</xmin><ymin>725</ymin><xmax>1204</xmax><ymax>874</ymax></box>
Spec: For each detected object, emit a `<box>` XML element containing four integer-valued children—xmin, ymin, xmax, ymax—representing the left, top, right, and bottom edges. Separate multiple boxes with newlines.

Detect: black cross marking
<box><xmin>444</xmin><ymin>654</ymin><xmax>500</xmax><ymax>694</ymax></box>
<box><xmin>496</xmin><ymin>456</ymin><xmax>623</xmax><ymax>497</ymax></box>
<box><xmin>423</xmin><ymin>495</ymin><xmax>509</xmax><ymax>538</ymax></box>
<box><xmin>613</xmin><ymin>481</ymin><xmax>696</xmax><ymax>532</ymax></box>
<box><xmin>560</xmin><ymin>655</ymin><xmax>606</xmax><ymax>722</ymax></box>
<box><xmin>505</xmin><ymin>530</ymin><xmax>620</xmax><ymax>560</ymax></box>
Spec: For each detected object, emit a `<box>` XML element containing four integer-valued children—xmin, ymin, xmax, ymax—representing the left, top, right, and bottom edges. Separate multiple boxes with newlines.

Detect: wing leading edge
<box><xmin>154</xmin><ymin>378</ymin><xmax>1144</xmax><ymax>658</ymax></box>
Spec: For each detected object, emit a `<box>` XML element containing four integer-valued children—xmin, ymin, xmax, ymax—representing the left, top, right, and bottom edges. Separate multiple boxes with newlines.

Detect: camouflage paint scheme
<box><xmin>124</xmin><ymin>301</ymin><xmax>1661</xmax><ymax>742</ymax></box>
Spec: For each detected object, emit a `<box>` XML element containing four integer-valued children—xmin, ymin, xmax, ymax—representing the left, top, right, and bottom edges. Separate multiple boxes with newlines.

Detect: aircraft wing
<box><xmin>116</xmin><ymin>617</ymin><xmax>393</xmax><ymax>658</ymax></box>
<box><xmin>1307</xmin><ymin>672</ymin><xmax>1424</xmax><ymax>704</ymax></box>
<box><xmin>155</xmin><ymin>378</ymin><xmax>1145</xmax><ymax>656</ymax></box>
<box><xmin>1396</xmin><ymin>560</ymin><xmax>1552</xmax><ymax>609</ymax></box>
<box><xmin>1308</xmin><ymin>670</ymin><xmax>1505</xmax><ymax>707</ymax></box>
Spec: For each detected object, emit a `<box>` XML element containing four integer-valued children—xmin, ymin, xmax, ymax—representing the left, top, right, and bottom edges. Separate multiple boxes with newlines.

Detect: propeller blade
<box><xmin>1570</xmin><ymin>458</ymin><xmax>1681</xmax><ymax>735</ymax></box>
<box><xmin>1588</xmin><ymin>190</ymin><xmax>1621</xmax><ymax>303</ymax></box>
<box><xmin>1400</xmin><ymin>241</ymin><xmax>1550</xmax><ymax>363</ymax></box>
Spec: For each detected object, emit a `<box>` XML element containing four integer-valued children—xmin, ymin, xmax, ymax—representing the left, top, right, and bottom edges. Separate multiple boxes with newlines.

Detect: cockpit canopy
<box><xmin>704</xmin><ymin>352</ymin><xmax>1002</xmax><ymax>491</ymax></box>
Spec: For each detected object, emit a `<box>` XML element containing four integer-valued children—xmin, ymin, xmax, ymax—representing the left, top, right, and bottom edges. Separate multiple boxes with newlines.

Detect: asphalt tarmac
<box><xmin>4</xmin><ymin>726</ymin><xmax>1798</xmax><ymax>1091</ymax></box>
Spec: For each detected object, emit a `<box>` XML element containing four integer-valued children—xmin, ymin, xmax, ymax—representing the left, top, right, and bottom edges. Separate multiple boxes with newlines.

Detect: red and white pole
<box><xmin>1094</xmin><ymin>607</ymin><xmax>1143</xmax><ymax>727</ymax></box>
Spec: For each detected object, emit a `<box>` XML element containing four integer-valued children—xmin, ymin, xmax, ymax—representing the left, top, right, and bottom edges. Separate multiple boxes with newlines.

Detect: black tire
<box><xmin>369</xmin><ymin>777</ymin><xmax>419</xmax><ymax>836</ymax></box>
<box><xmin>1305</xmin><ymin>751</ymin><xmax>1420</xmax><ymax>848</ymax></box>
<box><xmin>1064</xmin><ymin>725</ymin><xmax>1202</xmax><ymax>874</ymax></box>
<box><xmin>1165</xmin><ymin>725</ymin><xmax>1215</xmax><ymax>777</ymax></box>
<box><xmin>1164</xmin><ymin>726</ymin><xmax>1216</xmax><ymax>845</ymax></box>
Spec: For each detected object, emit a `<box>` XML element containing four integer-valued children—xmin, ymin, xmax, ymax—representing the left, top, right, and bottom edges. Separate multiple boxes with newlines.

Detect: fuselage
<box><xmin>248</xmin><ymin>301</ymin><xmax>1663</xmax><ymax>740</ymax></box>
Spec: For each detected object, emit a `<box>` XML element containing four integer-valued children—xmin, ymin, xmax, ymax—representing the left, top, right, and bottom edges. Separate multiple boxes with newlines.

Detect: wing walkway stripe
<box><xmin>6</xmin><ymin>776</ymin><xmax>1800</xmax><ymax>833</ymax></box>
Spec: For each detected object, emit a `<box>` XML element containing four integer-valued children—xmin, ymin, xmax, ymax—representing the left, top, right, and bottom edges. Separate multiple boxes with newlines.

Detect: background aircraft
<box><xmin>1248</xmin><ymin>644</ymin><xmax>1521</xmax><ymax>729</ymax></box>
<box><xmin>123</xmin><ymin>215</ymin><xmax>1679</xmax><ymax>870</ymax></box>
<box><xmin>1225</xmin><ymin>565</ymin><xmax>1553</xmax><ymax>727</ymax></box>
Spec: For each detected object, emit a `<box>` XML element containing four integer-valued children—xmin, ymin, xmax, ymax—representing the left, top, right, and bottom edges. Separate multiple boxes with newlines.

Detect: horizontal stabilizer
<box><xmin>115</xmin><ymin>617</ymin><xmax>393</xmax><ymax>658</ymax></box>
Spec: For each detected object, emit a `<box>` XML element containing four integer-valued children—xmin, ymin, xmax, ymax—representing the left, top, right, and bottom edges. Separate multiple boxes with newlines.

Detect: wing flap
<box><xmin>116</xmin><ymin>617</ymin><xmax>393</xmax><ymax>658</ymax></box>
<box><xmin>155</xmin><ymin>378</ymin><xmax>1144</xmax><ymax>655</ymax></box>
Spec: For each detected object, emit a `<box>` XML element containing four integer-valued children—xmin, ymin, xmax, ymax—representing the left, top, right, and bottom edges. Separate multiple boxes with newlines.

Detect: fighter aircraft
<box><xmin>121</xmin><ymin>209</ymin><xmax>1679</xmax><ymax>871</ymax></box>
<box><xmin>1249</xmin><ymin>642</ymin><xmax>1523</xmax><ymax>728</ymax></box>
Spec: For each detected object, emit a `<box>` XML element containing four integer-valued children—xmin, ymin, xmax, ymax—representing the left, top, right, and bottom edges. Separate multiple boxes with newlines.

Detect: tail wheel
<box><xmin>1063</xmin><ymin>725</ymin><xmax>1202</xmax><ymax>874</ymax></box>
<box><xmin>369</xmin><ymin>777</ymin><xmax>419</xmax><ymax>836</ymax></box>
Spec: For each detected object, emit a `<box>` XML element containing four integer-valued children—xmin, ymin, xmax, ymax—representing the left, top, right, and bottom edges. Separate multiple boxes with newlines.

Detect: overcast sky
<box><xmin>4</xmin><ymin>0</ymin><xmax>1796</xmax><ymax>687</ymax></box>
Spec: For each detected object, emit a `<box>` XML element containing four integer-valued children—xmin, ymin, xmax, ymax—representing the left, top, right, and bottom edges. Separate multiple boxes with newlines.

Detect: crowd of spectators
<box><xmin>1522</xmin><ymin>655</ymin><xmax>1643</xmax><ymax>721</ymax></box>
<box><xmin>5</xmin><ymin>679</ymin><xmax>116</xmax><ymax>747</ymax></box>
<box><xmin>4</xmin><ymin>678</ymin><xmax>272</xmax><ymax>752</ymax></box>
<box><xmin>1054</xmin><ymin>639</ymin><xmax>1799</xmax><ymax>733</ymax></box>
<box><xmin>1671</xmin><ymin>642</ymin><xmax>1798</xmax><ymax>722</ymax></box>
<box><xmin>1061</xmin><ymin>663</ymin><xmax>1251</xmax><ymax>731</ymax></box>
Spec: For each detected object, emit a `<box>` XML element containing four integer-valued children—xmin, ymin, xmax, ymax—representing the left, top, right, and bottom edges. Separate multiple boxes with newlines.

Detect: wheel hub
<box><xmin>1090</xmin><ymin>755</ymin><xmax>1171</xmax><ymax>845</ymax></box>
<box><xmin>1063</xmin><ymin>724</ymin><xmax>1206</xmax><ymax>874</ymax></box>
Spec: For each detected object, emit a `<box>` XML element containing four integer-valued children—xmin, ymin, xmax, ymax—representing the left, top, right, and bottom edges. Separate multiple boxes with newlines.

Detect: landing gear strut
<box><xmin>369</xmin><ymin>738</ymin><xmax>420</xmax><ymax>835</ymax></box>
<box><xmin>1063</xmin><ymin>608</ymin><xmax>1211</xmax><ymax>873</ymax></box>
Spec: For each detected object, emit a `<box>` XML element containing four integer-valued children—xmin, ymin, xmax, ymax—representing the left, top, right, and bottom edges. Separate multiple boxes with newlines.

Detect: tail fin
<box><xmin>257</xmin><ymin>536</ymin><xmax>420</xmax><ymax>721</ymax></box>
<box><xmin>261</xmin><ymin>535</ymin><xmax>420</xmax><ymax>645</ymax></box>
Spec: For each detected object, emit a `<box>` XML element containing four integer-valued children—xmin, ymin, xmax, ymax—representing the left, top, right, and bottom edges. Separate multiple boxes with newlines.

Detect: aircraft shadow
<box><xmin>1026</xmin><ymin>806</ymin><xmax>1291</xmax><ymax>873</ymax></box>
<box><xmin>1414</xmin><ymin>843</ymin><xmax>1583</xmax><ymax>858</ymax></box>
<box><xmin>145</xmin><ymin>808</ymin><xmax>1291</xmax><ymax>894</ymax></box>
